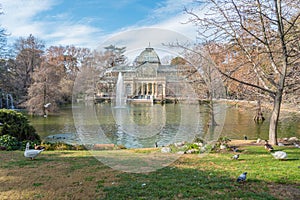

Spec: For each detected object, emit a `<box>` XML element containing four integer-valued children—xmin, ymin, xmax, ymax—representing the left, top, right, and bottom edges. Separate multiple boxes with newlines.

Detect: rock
<box><xmin>174</xmin><ymin>142</ymin><xmax>185</xmax><ymax>147</ymax></box>
<box><xmin>185</xmin><ymin>149</ymin><xmax>197</xmax><ymax>154</ymax></box>
<box><xmin>93</xmin><ymin>144</ymin><xmax>115</xmax><ymax>150</ymax></box>
<box><xmin>177</xmin><ymin>151</ymin><xmax>185</xmax><ymax>154</ymax></box>
<box><xmin>288</xmin><ymin>137</ymin><xmax>299</xmax><ymax>142</ymax></box>
<box><xmin>220</xmin><ymin>144</ymin><xmax>227</xmax><ymax>150</ymax></box>
<box><xmin>193</xmin><ymin>142</ymin><xmax>203</xmax><ymax>147</ymax></box>
<box><xmin>161</xmin><ymin>147</ymin><xmax>171</xmax><ymax>153</ymax></box>
<box><xmin>200</xmin><ymin>146</ymin><xmax>207</xmax><ymax>153</ymax></box>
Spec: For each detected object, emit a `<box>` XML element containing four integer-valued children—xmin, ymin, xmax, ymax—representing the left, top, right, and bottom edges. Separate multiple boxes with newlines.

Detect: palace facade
<box><xmin>95</xmin><ymin>46</ymin><xmax>200</xmax><ymax>103</ymax></box>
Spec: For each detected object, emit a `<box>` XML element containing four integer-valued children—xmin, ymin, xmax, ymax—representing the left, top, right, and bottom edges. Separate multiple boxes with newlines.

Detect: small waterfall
<box><xmin>6</xmin><ymin>94</ymin><xmax>14</xmax><ymax>109</ymax></box>
<box><xmin>115</xmin><ymin>72</ymin><xmax>126</xmax><ymax>107</ymax></box>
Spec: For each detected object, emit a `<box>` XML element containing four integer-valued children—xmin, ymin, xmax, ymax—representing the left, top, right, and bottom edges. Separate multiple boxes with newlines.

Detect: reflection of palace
<box><xmin>96</xmin><ymin>46</ymin><xmax>193</xmax><ymax>103</ymax></box>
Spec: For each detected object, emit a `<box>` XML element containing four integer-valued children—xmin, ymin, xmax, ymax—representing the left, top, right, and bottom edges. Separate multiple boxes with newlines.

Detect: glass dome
<box><xmin>134</xmin><ymin>47</ymin><xmax>161</xmax><ymax>65</ymax></box>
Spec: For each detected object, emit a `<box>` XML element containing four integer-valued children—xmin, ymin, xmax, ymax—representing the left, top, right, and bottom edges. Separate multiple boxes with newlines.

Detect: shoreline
<box><xmin>217</xmin><ymin>99</ymin><xmax>300</xmax><ymax>114</ymax></box>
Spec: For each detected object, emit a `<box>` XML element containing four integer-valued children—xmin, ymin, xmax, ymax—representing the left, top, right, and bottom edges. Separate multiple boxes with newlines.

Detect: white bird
<box><xmin>236</xmin><ymin>172</ymin><xmax>247</xmax><ymax>183</ymax></box>
<box><xmin>271</xmin><ymin>151</ymin><xmax>287</xmax><ymax>160</ymax></box>
<box><xmin>24</xmin><ymin>142</ymin><xmax>44</xmax><ymax>160</ymax></box>
<box><xmin>278</xmin><ymin>142</ymin><xmax>285</xmax><ymax>146</ymax></box>
<box><xmin>232</xmin><ymin>154</ymin><xmax>239</xmax><ymax>160</ymax></box>
<box><xmin>294</xmin><ymin>143</ymin><xmax>300</xmax><ymax>148</ymax></box>
<box><xmin>44</xmin><ymin>103</ymin><xmax>51</xmax><ymax>108</ymax></box>
<box><xmin>256</xmin><ymin>138</ymin><xmax>261</xmax><ymax>144</ymax></box>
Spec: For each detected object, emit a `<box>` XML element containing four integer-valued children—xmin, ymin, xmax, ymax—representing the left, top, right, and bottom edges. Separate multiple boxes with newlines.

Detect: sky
<box><xmin>0</xmin><ymin>0</ymin><xmax>201</xmax><ymax>53</ymax></box>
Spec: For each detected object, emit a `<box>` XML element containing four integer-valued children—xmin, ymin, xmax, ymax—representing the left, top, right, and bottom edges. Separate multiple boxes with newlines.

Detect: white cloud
<box><xmin>0</xmin><ymin>0</ymin><xmax>103</xmax><ymax>48</ymax></box>
<box><xmin>0</xmin><ymin>0</ymin><xmax>202</xmax><ymax>50</ymax></box>
<box><xmin>0</xmin><ymin>0</ymin><xmax>56</xmax><ymax>37</ymax></box>
<box><xmin>96</xmin><ymin>0</ymin><xmax>200</xmax><ymax>58</ymax></box>
<box><xmin>97</xmin><ymin>27</ymin><xmax>194</xmax><ymax>63</ymax></box>
<box><xmin>152</xmin><ymin>0</ymin><xmax>195</xmax><ymax>17</ymax></box>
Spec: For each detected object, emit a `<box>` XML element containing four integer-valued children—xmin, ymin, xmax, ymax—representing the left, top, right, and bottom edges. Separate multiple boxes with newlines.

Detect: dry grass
<box><xmin>0</xmin><ymin>151</ymin><xmax>120</xmax><ymax>200</ymax></box>
<box><xmin>0</xmin><ymin>144</ymin><xmax>299</xmax><ymax>200</ymax></box>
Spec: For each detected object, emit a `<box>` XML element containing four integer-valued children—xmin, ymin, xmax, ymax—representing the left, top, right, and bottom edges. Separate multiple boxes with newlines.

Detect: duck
<box><xmin>230</xmin><ymin>146</ymin><xmax>239</xmax><ymax>152</ymax></box>
<box><xmin>24</xmin><ymin>142</ymin><xmax>44</xmax><ymax>160</ymax></box>
<box><xmin>236</xmin><ymin>172</ymin><xmax>247</xmax><ymax>183</ymax></box>
<box><xmin>271</xmin><ymin>151</ymin><xmax>287</xmax><ymax>160</ymax></box>
<box><xmin>264</xmin><ymin>140</ymin><xmax>274</xmax><ymax>152</ymax></box>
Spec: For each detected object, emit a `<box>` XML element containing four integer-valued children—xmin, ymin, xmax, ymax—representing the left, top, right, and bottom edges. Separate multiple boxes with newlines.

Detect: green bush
<box><xmin>0</xmin><ymin>134</ymin><xmax>19</xmax><ymax>150</ymax></box>
<box><xmin>0</xmin><ymin>109</ymin><xmax>40</xmax><ymax>142</ymax></box>
<box><xmin>40</xmin><ymin>142</ymin><xmax>86</xmax><ymax>151</ymax></box>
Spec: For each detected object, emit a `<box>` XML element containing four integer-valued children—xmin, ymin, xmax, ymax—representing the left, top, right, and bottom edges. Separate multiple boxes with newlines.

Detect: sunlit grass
<box><xmin>0</xmin><ymin>145</ymin><xmax>299</xmax><ymax>199</ymax></box>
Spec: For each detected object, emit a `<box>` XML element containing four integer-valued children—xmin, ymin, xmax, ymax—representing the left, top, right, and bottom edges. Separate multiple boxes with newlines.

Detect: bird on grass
<box><xmin>278</xmin><ymin>142</ymin><xmax>285</xmax><ymax>146</ymax></box>
<box><xmin>232</xmin><ymin>154</ymin><xmax>239</xmax><ymax>160</ymax></box>
<box><xmin>24</xmin><ymin>142</ymin><xmax>44</xmax><ymax>160</ymax></box>
<box><xmin>237</xmin><ymin>172</ymin><xmax>247</xmax><ymax>183</ymax></box>
<box><xmin>264</xmin><ymin>140</ymin><xmax>274</xmax><ymax>152</ymax></box>
<box><xmin>271</xmin><ymin>151</ymin><xmax>287</xmax><ymax>160</ymax></box>
<box><xmin>231</xmin><ymin>146</ymin><xmax>239</xmax><ymax>152</ymax></box>
<box><xmin>294</xmin><ymin>143</ymin><xmax>300</xmax><ymax>148</ymax></box>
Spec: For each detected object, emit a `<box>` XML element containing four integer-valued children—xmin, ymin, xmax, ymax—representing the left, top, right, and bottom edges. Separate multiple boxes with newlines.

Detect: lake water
<box><xmin>28</xmin><ymin>103</ymin><xmax>300</xmax><ymax>148</ymax></box>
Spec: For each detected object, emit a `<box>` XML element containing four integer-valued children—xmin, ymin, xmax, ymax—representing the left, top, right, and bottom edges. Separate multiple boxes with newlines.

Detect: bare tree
<box><xmin>104</xmin><ymin>45</ymin><xmax>127</xmax><ymax>67</ymax></box>
<box><xmin>185</xmin><ymin>0</ymin><xmax>300</xmax><ymax>145</ymax></box>
<box><xmin>26</xmin><ymin>59</ymin><xmax>63</xmax><ymax>116</ymax></box>
<box><xmin>73</xmin><ymin>50</ymin><xmax>109</xmax><ymax>100</ymax></box>
<box><xmin>13</xmin><ymin>34</ymin><xmax>45</xmax><ymax>103</ymax></box>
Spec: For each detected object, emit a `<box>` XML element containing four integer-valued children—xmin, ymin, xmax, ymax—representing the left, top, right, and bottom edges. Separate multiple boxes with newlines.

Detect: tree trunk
<box><xmin>254</xmin><ymin>99</ymin><xmax>265</xmax><ymax>123</ymax></box>
<box><xmin>269</xmin><ymin>92</ymin><xmax>282</xmax><ymax>145</ymax></box>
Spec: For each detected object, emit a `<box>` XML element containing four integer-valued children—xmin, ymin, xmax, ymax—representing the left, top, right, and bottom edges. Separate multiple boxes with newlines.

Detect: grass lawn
<box><xmin>0</xmin><ymin>145</ymin><xmax>299</xmax><ymax>200</ymax></box>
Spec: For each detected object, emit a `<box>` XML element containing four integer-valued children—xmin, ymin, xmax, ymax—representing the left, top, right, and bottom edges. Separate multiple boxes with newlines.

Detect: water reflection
<box><xmin>73</xmin><ymin>103</ymin><xmax>205</xmax><ymax>148</ymax></box>
<box><xmin>28</xmin><ymin>103</ymin><xmax>300</xmax><ymax>148</ymax></box>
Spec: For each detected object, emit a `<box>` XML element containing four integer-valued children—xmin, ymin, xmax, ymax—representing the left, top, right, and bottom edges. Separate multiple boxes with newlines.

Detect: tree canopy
<box><xmin>185</xmin><ymin>0</ymin><xmax>300</xmax><ymax>144</ymax></box>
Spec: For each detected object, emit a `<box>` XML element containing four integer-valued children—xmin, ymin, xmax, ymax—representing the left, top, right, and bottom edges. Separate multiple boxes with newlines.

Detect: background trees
<box><xmin>25</xmin><ymin>45</ymin><xmax>92</xmax><ymax>115</ymax></box>
<box><xmin>12</xmin><ymin>34</ymin><xmax>45</xmax><ymax>103</ymax></box>
<box><xmin>185</xmin><ymin>0</ymin><xmax>300</xmax><ymax>144</ymax></box>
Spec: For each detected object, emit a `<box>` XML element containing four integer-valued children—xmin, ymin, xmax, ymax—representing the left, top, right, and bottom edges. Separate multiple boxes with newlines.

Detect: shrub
<box><xmin>0</xmin><ymin>109</ymin><xmax>40</xmax><ymax>142</ymax></box>
<box><xmin>0</xmin><ymin>134</ymin><xmax>19</xmax><ymax>150</ymax></box>
<box><xmin>40</xmin><ymin>142</ymin><xmax>86</xmax><ymax>151</ymax></box>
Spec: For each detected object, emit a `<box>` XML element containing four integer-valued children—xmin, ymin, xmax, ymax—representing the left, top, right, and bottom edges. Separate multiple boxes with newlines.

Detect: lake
<box><xmin>28</xmin><ymin>102</ymin><xmax>300</xmax><ymax>148</ymax></box>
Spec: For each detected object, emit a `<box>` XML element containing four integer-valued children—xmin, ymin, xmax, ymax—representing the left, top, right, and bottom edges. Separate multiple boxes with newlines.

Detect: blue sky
<box><xmin>0</xmin><ymin>0</ymin><xmax>200</xmax><ymax>50</ymax></box>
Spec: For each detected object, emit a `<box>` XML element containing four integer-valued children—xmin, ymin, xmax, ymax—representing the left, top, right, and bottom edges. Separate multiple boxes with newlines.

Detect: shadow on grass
<box><xmin>103</xmin><ymin>167</ymin><xmax>280</xmax><ymax>200</ymax></box>
<box><xmin>0</xmin><ymin>149</ymin><xmax>299</xmax><ymax>200</ymax></box>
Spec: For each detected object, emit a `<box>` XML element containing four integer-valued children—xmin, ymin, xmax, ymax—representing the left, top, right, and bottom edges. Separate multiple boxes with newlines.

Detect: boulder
<box><xmin>288</xmin><ymin>137</ymin><xmax>299</xmax><ymax>142</ymax></box>
<box><xmin>161</xmin><ymin>147</ymin><xmax>171</xmax><ymax>153</ymax></box>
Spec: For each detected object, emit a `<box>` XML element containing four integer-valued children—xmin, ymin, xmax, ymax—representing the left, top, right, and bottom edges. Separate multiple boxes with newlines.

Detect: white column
<box><xmin>146</xmin><ymin>82</ymin><xmax>149</xmax><ymax>95</ymax></box>
<box><xmin>151</xmin><ymin>82</ymin><xmax>154</xmax><ymax>96</ymax></box>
